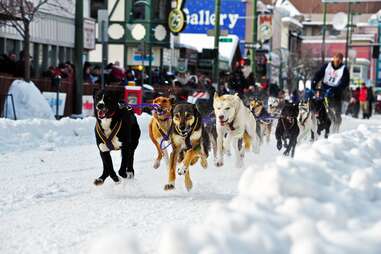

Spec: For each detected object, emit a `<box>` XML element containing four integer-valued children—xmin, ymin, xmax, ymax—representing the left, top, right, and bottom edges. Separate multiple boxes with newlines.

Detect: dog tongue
<box><xmin>98</xmin><ymin>111</ymin><xmax>105</xmax><ymax>118</ymax></box>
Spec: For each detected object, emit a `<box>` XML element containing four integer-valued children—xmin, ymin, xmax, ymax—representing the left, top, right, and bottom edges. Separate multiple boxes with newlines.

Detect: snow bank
<box><xmin>4</xmin><ymin>80</ymin><xmax>54</xmax><ymax>120</ymax></box>
<box><xmin>0</xmin><ymin>113</ymin><xmax>151</xmax><ymax>153</ymax></box>
<box><xmin>156</xmin><ymin>124</ymin><xmax>381</xmax><ymax>254</ymax></box>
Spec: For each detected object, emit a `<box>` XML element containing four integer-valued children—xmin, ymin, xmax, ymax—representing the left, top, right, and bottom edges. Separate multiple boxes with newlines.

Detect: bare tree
<box><xmin>0</xmin><ymin>0</ymin><xmax>72</xmax><ymax>82</ymax></box>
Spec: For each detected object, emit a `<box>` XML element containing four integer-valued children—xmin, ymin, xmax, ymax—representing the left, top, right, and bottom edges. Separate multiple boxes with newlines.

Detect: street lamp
<box><xmin>369</xmin><ymin>10</ymin><xmax>381</xmax><ymax>87</ymax></box>
<box><xmin>132</xmin><ymin>0</ymin><xmax>153</xmax><ymax>87</ymax></box>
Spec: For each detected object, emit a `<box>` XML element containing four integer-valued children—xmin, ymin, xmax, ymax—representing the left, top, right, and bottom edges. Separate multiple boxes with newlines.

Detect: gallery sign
<box><xmin>183</xmin><ymin>0</ymin><xmax>246</xmax><ymax>44</ymax></box>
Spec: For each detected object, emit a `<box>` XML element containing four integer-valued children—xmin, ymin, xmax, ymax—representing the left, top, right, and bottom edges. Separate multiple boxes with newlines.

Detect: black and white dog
<box><xmin>94</xmin><ymin>90</ymin><xmax>141</xmax><ymax>186</ymax></box>
<box><xmin>275</xmin><ymin>101</ymin><xmax>299</xmax><ymax>157</ymax></box>
<box><xmin>310</xmin><ymin>97</ymin><xmax>331</xmax><ymax>139</ymax></box>
<box><xmin>297</xmin><ymin>100</ymin><xmax>318</xmax><ymax>143</ymax></box>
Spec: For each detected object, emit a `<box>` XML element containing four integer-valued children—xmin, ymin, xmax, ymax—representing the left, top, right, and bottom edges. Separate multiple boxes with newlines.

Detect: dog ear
<box><xmin>214</xmin><ymin>92</ymin><xmax>219</xmax><ymax>100</ymax></box>
<box><xmin>234</xmin><ymin>93</ymin><xmax>240</xmax><ymax>98</ymax></box>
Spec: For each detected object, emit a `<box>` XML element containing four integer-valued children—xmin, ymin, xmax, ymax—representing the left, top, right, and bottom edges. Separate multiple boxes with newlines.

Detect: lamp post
<box><xmin>133</xmin><ymin>0</ymin><xmax>152</xmax><ymax>86</ymax></box>
<box><xmin>321</xmin><ymin>2</ymin><xmax>327</xmax><ymax>63</ymax></box>
<box><xmin>212</xmin><ymin>0</ymin><xmax>221</xmax><ymax>86</ymax></box>
<box><xmin>74</xmin><ymin>0</ymin><xmax>83</xmax><ymax>115</ymax></box>
<box><xmin>251</xmin><ymin>0</ymin><xmax>258</xmax><ymax>81</ymax></box>
<box><xmin>344</xmin><ymin>2</ymin><xmax>352</xmax><ymax>66</ymax></box>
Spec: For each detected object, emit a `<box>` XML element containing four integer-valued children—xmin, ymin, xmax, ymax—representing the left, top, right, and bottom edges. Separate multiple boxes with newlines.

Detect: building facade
<box><xmin>0</xmin><ymin>0</ymin><xmax>95</xmax><ymax>76</ymax></box>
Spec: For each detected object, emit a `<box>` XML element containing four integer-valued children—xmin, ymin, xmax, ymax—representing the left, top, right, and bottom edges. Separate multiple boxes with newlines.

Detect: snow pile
<box><xmin>4</xmin><ymin>80</ymin><xmax>55</xmax><ymax>120</ymax></box>
<box><xmin>0</xmin><ymin>117</ymin><xmax>95</xmax><ymax>153</ymax></box>
<box><xmin>84</xmin><ymin>231</ymin><xmax>143</xmax><ymax>254</ymax></box>
<box><xmin>0</xmin><ymin>113</ymin><xmax>151</xmax><ymax>153</ymax></box>
<box><xmin>157</xmin><ymin>124</ymin><xmax>381</xmax><ymax>254</ymax></box>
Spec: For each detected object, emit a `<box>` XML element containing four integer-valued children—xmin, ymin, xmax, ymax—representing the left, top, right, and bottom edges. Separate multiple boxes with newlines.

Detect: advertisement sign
<box><xmin>127</xmin><ymin>47</ymin><xmax>160</xmax><ymax>66</ymax></box>
<box><xmin>183</xmin><ymin>0</ymin><xmax>246</xmax><ymax>50</ymax></box>
<box><xmin>43</xmin><ymin>92</ymin><xmax>66</xmax><ymax>116</ymax></box>
<box><xmin>258</xmin><ymin>15</ymin><xmax>272</xmax><ymax>43</ymax></box>
<box><xmin>82</xmin><ymin>95</ymin><xmax>94</xmax><ymax>117</ymax></box>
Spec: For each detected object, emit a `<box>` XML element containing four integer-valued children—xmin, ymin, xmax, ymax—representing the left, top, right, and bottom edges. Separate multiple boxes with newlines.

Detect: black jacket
<box><xmin>312</xmin><ymin>62</ymin><xmax>350</xmax><ymax>97</ymax></box>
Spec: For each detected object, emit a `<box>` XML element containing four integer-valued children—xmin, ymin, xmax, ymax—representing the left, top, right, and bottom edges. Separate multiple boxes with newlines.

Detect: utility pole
<box><xmin>251</xmin><ymin>0</ymin><xmax>258</xmax><ymax>81</ymax></box>
<box><xmin>148</xmin><ymin>0</ymin><xmax>153</xmax><ymax>87</ymax></box>
<box><xmin>321</xmin><ymin>2</ymin><xmax>327</xmax><ymax>64</ymax></box>
<box><xmin>74</xmin><ymin>0</ymin><xmax>83</xmax><ymax>115</ymax></box>
<box><xmin>213</xmin><ymin>0</ymin><xmax>221</xmax><ymax>86</ymax></box>
<box><xmin>345</xmin><ymin>2</ymin><xmax>352</xmax><ymax>66</ymax></box>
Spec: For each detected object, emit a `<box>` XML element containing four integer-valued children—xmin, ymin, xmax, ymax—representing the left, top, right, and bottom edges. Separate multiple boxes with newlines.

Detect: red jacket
<box><xmin>359</xmin><ymin>87</ymin><xmax>368</xmax><ymax>102</ymax></box>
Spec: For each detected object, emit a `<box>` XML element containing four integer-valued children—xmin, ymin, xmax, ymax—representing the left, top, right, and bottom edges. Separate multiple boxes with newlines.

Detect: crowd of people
<box><xmin>0</xmin><ymin>51</ymin><xmax>32</xmax><ymax>77</ymax></box>
<box><xmin>0</xmin><ymin>50</ymin><xmax>378</xmax><ymax>119</ymax></box>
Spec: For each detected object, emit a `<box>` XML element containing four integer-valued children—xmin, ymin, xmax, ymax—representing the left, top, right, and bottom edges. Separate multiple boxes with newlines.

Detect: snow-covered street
<box><xmin>1</xmin><ymin>115</ymin><xmax>381</xmax><ymax>254</ymax></box>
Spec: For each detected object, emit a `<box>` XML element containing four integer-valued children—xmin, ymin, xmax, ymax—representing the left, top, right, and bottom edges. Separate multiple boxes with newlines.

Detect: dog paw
<box><xmin>126</xmin><ymin>172</ymin><xmax>134</xmax><ymax>179</ymax></box>
<box><xmin>200</xmin><ymin>158</ymin><xmax>208</xmax><ymax>169</ymax></box>
<box><xmin>164</xmin><ymin>183</ymin><xmax>175</xmax><ymax>191</ymax></box>
<box><xmin>111</xmin><ymin>176</ymin><xmax>121</xmax><ymax>184</ymax></box>
<box><xmin>118</xmin><ymin>169</ymin><xmax>127</xmax><ymax>178</ymax></box>
<box><xmin>153</xmin><ymin>159</ymin><xmax>160</xmax><ymax>169</ymax></box>
<box><xmin>93</xmin><ymin>178</ymin><xmax>104</xmax><ymax>186</ymax></box>
<box><xmin>283</xmin><ymin>151</ymin><xmax>290</xmax><ymax>156</ymax></box>
<box><xmin>276</xmin><ymin>141</ymin><xmax>282</xmax><ymax>150</ymax></box>
<box><xmin>177</xmin><ymin>166</ymin><xmax>187</xmax><ymax>176</ymax></box>
<box><xmin>185</xmin><ymin>179</ymin><xmax>193</xmax><ymax>192</ymax></box>
<box><xmin>215</xmin><ymin>159</ymin><xmax>224</xmax><ymax>167</ymax></box>
<box><xmin>99</xmin><ymin>143</ymin><xmax>109</xmax><ymax>152</ymax></box>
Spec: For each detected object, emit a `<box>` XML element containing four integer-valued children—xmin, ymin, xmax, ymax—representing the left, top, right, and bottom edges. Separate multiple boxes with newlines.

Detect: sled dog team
<box><xmin>93</xmin><ymin>90</ymin><xmax>336</xmax><ymax>191</ymax></box>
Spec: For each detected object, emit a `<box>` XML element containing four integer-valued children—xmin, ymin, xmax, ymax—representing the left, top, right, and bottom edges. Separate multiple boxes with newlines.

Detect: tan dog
<box><xmin>148</xmin><ymin>96</ymin><xmax>174</xmax><ymax>169</ymax></box>
<box><xmin>214</xmin><ymin>93</ymin><xmax>260</xmax><ymax>168</ymax></box>
<box><xmin>164</xmin><ymin>103</ymin><xmax>209</xmax><ymax>191</ymax></box>
<box><xmin>249</xmin><ymin>98</ymin><xmax>272</xmax><ymax>144</ymax></box>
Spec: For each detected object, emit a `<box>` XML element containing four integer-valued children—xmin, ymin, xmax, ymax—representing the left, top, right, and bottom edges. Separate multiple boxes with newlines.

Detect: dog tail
<box><xmin>243</xmin><ymin>131</ymin><xmax>251</xmax><ymax>150</ymax></box>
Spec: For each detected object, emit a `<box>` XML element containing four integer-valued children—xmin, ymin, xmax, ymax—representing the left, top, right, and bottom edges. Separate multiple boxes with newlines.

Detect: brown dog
<box><xmin>164</xmin><ymin>103</ymin><xmax>209</xmax><ymax>191</ymax></box>
<box><xmin>149</xmin><ymin>96</ymin><xmax>174</xmax><ymax>169</ymax></box>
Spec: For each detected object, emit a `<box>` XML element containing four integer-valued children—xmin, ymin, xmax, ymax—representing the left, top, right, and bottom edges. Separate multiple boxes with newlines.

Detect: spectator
<box><xmin>83</xmin><ymin>61</ymin><xmax>93</xmax><ymax>84</ymax></box>
<box><xmin>359</xmin><ymin>83</ymin><xmax>369</xmax><ymax>119</ymax></box>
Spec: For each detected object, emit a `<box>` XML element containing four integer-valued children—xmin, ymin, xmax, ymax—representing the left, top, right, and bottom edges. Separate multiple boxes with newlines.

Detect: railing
<box><xmin>0</xmin><ymin>94</ymin><xmax>16</xmax><ymax>120</ymax></box>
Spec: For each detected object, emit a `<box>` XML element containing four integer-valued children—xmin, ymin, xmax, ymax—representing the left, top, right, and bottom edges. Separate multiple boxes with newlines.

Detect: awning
<box><xmin>178</xmin><ymin>33</ymin><xmax>240</xmax><ymax>70</ymax></box>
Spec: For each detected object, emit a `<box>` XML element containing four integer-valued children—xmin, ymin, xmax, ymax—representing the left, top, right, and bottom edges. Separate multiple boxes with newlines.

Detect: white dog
<box><xmin>213</xmin><ymin>93</ymin><xmax>260</xmax><ymax>168</ymax></box>
<box><xmin>297</xmin><ymin>100</ymin><xmax>318</xmax><ymax>143</ymax></box>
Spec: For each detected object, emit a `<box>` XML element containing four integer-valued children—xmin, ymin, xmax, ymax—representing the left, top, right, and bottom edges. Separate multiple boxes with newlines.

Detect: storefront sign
<box><xmin>183</xmin><ymin>0</ymin><xmax>246</xmax><ymax>51</ymax></box>
<box><xmin>168</xmin><ymin>0</ymin><xmax>187</xmax><ymax>33</ymax></box>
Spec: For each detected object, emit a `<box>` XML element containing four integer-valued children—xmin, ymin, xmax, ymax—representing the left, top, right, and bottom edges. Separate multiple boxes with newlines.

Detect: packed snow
<box><xmin>0</xmin><ymin>114</ymin><xmax>380</xmax><ymax>254</ymax></box>
<box><xmin>4</xmin><ymin>80</ymin><xmax>54</xmax><ymax>120</ymax></box>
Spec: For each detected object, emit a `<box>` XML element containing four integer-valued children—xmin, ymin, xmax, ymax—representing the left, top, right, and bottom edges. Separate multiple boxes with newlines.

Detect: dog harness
<box><xmin>96</xmin><ymin>120</ymin><xmax>122</xmax><ymax>151</ymax></box>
